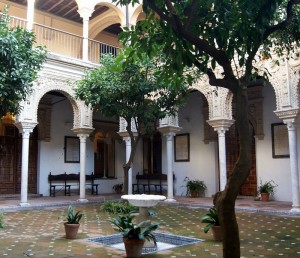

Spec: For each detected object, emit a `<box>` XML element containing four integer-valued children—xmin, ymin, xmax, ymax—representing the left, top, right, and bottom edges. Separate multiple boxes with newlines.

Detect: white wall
<box><xmin>173</xmin><ymin>91</ymin><xmax>218</xmax><ymax>197</ymax></box>
<box><xmin>256</xmin><ymin>83</ymin><xmax>296</xmax><ymax>202</ymax></box>
<box><xmin>38</xmin><ymin>97</ymin><xmax>124</xmax><ymax>196</ymax></box>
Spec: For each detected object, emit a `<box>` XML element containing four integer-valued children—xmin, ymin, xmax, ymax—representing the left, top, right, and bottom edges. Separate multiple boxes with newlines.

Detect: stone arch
<box><xmin>16</xmin><ymin>77</ymin><xmax>83</xmax><ymax>129</ymax></box>
<box><xmin>130</xmin><ymin>4</ymin><xmax>143</xmax><ymax>26</ymax></box>
<box><xmin>191</xmin><ymin>79</ymin><xmax>233</xmax><ymax>120</ymax></box>
<box><xmin>89</xmin><ymin>1</ymin><xmax>126</xmax><ymax>38</ymax></box>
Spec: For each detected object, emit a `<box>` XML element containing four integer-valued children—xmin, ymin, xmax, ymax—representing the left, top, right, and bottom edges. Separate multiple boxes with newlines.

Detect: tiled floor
<box><xmin>0</xmin><ymin>195</ymin><xmax>299</xmax><ymax>257</ymax></box>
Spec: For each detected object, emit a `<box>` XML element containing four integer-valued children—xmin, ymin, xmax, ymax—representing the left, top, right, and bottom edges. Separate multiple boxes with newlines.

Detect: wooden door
<box><xmin>0</xmin><ymin>126</ymin><xmax>38</xmax><ymax>194</ymax></box>
<box><xmin>226</xmin><ymin>124</ymin><xmax>257</xmax><ymax>196</ymax></box>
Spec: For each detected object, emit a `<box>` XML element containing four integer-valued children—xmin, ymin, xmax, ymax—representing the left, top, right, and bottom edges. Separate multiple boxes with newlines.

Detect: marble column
<box><xmin>284</xmin><ymin>119</ymin><xmax>300</xmax><ymax>212</ymax></box>
<box><xmin>124</xmin><ymin>137</ymin><xmax>133</xmax><ymax>195</ymax></box>
<box><xmin>77</xmin><ymin>133</ymin><xmax>89</xmax><ymax>202</ymax></box>
<box><xmin>26</xmin><ymin>0</ymin><xmax>35</xmax><ymax>30</ymax></box>
<box><xmin>165</xmin><ymin>132</ymin><xmax>176</xmax><ymax>201</ymax></box>
<box><xmin>207</xmin><ymin>119</ymin><xmax>234</xmax><ymax>191</ymax></box>
<box><xmin>15</xmin><ymin>122</ymin><xmax>36</xmax><ymax>206</ymax></box>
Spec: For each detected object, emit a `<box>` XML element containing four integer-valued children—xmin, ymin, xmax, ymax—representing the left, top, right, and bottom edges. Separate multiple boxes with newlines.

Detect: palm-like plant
<box><xmin>110</xmin><ymin>214</ymin><xmax>158</xmax><ymax>243</ymax></box>
<box><xmin>200</xmin><ymin>207</ymin><xmax>220</xmax><ymax>233</ymax></box>
<box><xmin>64</xmin><ymin>205</ymin><xmax>83</xmax><ymax>224</ymax></box>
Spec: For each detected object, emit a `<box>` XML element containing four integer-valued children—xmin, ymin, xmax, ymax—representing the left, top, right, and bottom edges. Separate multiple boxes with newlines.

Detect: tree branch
<box><xmin>184</xmin><ymin>0</ymin><xmax>199</xmax><ymax>30</ymax></box>
<box><xmin>263</xmin><ymin>0</ymin><xmax>300</xmax><ymax>40</ymax></box>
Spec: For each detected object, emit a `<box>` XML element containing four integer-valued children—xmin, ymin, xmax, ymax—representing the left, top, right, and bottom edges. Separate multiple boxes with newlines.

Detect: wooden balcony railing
<box><xmin>4</xmin><ymin>15</ymin><xmax>119</xmax><ymax>64</ymax></box>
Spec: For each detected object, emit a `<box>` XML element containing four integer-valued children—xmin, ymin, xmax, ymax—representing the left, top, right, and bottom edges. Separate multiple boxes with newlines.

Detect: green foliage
<box><xmin>0</xmin><ymin>212</ymin><xmax>5</xmax><ymax>228</ymax></box>
<box><xmin>112</xmin><ymin>183</ymin><xmax>123</xmax><ymax>193</ymax></box>
<box><xmin>110</xmin><ymin>214</ymin><xmax>158</xmax><ymax>242</ymax></box>
<box><xmin>76</xmin><ymin>53</ymin><xmax>187</xmax><ymax>135</ymax></box>
<box><xmin>200</xmin><ymin>207</ymin><xmax>220</xmax><ymax>233</ymax></box>
<box><xmin>60</xmin><ymin>205</ymin><xmax>83</xmax><ymax>224</ymax></box>
<box><xmin>0</xmin><ymin>7</ymin><xmax>47</xmax><ymax>116</ymax></box>
<box><xmin>184</xmin><ymin>177</ymin><xmax>207</xmax><ymax>197</ymax></box>
<box><xmin>100</xmin><ymin>200</ymin><xmax>138</xmax><ymax>214</ymax></box>
<box><xmin>258</xmin><ymin>179</ymin><xmax>278</xmax><ymax>196</ymax></box>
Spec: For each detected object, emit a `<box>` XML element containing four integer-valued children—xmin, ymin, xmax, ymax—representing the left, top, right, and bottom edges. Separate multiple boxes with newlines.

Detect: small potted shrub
<box><xmin>258</xmin><ymin>179</ymin><xmax>278</xmax><ymax>202</ymax></box>
<box><xmin>200</xmin><ymin>206</ymin><xmax>222</xmax><ymax>241</ymax></box>
<box><xmin>112</xmin><ymin>183</ymin><xmax>123</xmax><ymax>194</ymax></box>
<box><xmin>110</xmin><ymin>214</ymin><xmax>158</xmax><ymax>258</ymax></box>
<box><xmin>60</xmin><ymin>205</ymin><xmax>83</xmax><ymax>239</ymax></box>
<box><xmin>184</xmin><ymin>177</ymin><xmax>207</xmax><ymax>197</ymax></box>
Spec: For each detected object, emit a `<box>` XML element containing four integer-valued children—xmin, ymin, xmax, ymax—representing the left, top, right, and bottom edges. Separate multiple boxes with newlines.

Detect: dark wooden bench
<box><xmin>48</xmin><ymin>172</ymin><xmax>99</xmax><ymax>197</ymax></box>
<box><xmin>133</xmin><ymin>173</ymin><xmax>175</xmax><ymax>194</ymax></box>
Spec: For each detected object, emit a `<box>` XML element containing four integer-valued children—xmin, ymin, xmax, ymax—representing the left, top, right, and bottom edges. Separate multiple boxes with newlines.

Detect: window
<box><xmin>143</xmin><ymin>133</ymin><xmax>162</xmax><ymax>174</ymax></box>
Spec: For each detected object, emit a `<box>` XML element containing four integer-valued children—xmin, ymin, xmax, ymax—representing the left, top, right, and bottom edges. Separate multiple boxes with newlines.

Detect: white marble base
<box><xmin>77</xmin><ymin>198</ymin><xmax>88</xmax><ymax>202</ymax></box>
<box><xmin>165</xmin><ymin>198</ymin><xmax>176</xmax><ymax>202</ymax></box>
<box><xmin>290</xmin><ymin>207</ymin><xmax>300</xmax><ymax>213</ymax></box>
<box><xmin>19</xmin><ymin>202</ymin><xmax>30</xmax><ymax>207</ymax></box>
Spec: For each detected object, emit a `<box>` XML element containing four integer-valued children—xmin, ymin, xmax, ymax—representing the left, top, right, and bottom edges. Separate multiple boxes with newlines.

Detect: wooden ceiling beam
<box><xmin>62</xmin><ymin>5</ymin><xmax>78</xmax><ymax>17</ymax></box>
<box><xmin>45</xmin><ymin>0</ymin><xmax>65</xmax><ymax>13</ymax></box>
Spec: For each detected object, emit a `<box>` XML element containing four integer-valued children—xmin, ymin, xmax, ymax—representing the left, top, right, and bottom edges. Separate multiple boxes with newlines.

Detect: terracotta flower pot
<box><xmin>212</xmin><ymin>225</ymin><xmax>223</xmax><ymax>241</ymax></box>
<box><xmin>261</xmin><ymin>192</ymin><xmax>270</xmax><ymax>202</ymax></box>
<box><xmin>190</xmin><ymin>190</ymin><xmax>199</xmax><ymax>198</ymax></box>
<box><xmin>64</xmin><ymin>222</ymin><xmax>80</xmax><ymax>239</ymax></box>
<box><xmin>123</xmin><ymin>238</ymin><xmax>145</xmax><ymax>258</ymax></box>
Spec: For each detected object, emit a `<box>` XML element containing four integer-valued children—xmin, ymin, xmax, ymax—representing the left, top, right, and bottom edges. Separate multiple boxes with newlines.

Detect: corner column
<box><xmin>124</xmin><ymin>137</ymin><xmax>133</xmax><ymax>195</ymax></box>
<box><xmin>15</xmin><ymin>122</ymin><xmax>37</xmax><ymax>206</ymax></box>
<box><xmin>207</xmin><ymin>119</ymin><xmax>234</xmax><ymax>191</ymax></box>
<box><xmin>73</xmin><ymin>128</ymin><xmax>94</xmax><ymax>202</ymax></box>
<box><xmin>284</xmin><ymin>119</ymin><xmax>300</xmax><ymax>212</ymax></box>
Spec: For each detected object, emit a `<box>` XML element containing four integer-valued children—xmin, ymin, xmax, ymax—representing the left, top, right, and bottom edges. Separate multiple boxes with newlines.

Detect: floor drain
<box><xmin>87</xmin><ymin>232</ymin><xmax>203</xmax><ymax>254</ymax></box>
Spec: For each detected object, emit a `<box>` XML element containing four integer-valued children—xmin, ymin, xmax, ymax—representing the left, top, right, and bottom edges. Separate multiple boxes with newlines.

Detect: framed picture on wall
<box><xmin>174</xmin><ymin>133</ymin><xmax>190</xmax><ymax>162</ymax></box>
<box><xmin>64</xmin><ymin>136</ymin><xmax>80</xmax><ymax>163</ymax></box>
<box><xmin>271</xmin><ymin>123</ymin><xmax>289</xmax><ymax>158</ymax></box>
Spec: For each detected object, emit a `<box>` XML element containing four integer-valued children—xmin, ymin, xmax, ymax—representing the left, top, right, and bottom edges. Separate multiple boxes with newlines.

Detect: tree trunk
<box><xmin>123</xmin><ymin>165</ymin><xmax>130</xmax><ymax>194</ymax></box>
<box><xmin>214</xmin><ymin>81</ymin><xmax>253</xmax><ymax>258</ymax></box>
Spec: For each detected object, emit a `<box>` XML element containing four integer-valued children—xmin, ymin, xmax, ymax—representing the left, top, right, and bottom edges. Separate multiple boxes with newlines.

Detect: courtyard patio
<box><xmin>0</xmin><ymin>195</ymin><xmax>300</xmax><ymax>257</ymax></box>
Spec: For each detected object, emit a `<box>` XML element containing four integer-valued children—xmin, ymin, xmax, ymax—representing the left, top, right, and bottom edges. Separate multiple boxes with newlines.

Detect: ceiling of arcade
<box><xmin>6</xmin><ymin>0</ymin><xmax>123</xmax><ymax>34</ymax></box>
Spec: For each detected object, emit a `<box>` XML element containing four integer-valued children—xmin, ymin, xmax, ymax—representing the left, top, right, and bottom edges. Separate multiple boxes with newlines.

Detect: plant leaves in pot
<box><xmin>184</xmin><ymin>177</ymin><xmax>207</xmax><ymax>197</ymax></box>
<box><xmin>60</xmin><ymin>205</ymin><xmax>83</xmax><ymax>239</ymax></box>
<box><xmin>258</xmin><ymin>179</ymin><xmax>278</xmax><ymax>202</ymax></box>
<box><xmin>110</xmin><ymin>214</ymin><xmax>158</xmax><ymax>258</ymax></box>
<box><xmin>200</xmin><ymin>206</ymin><xmax>222</xmax><ymax>241</ymax></box>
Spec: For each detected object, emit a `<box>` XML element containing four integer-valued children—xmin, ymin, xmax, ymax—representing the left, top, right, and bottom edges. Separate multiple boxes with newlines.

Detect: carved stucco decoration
<box><xmin>15</xmin><ymin>74</ymin><xmax>93</xmax><ymax>130</ymax></box>
<box><xmin>263</xmin><ymin>54</ymin><xmax>300</xmax><ymax>119</ymax></box>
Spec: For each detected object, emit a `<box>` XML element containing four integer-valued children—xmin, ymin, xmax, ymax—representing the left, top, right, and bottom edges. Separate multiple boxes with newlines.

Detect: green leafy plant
<box><xmin>112</xmin><ymin>183</ymin><xmax>123</xmax><ymax>193</ymax></box>
<box><xmin>110</xmin><ymin>214</ymin><xmax>158</xmax><ymax>243</ymax></box>
<box><xmin>258</xmin><ymin>179</ymin><xmax>278</xmax><ymax>196</ymax></box>
<box><xmin>100</xmin><ymin>200</ymin><xmax>138</xmax><ymax>214</ymax></box>
<box><xmin>184</xmin><ymin>177</ymin><xmax>207</xmax><ymax>197</ymax></box>
<box><xmin>61</xmin><ymin>205</ymin><xmax>83</xmax><ymax>224</ymax></box>
<box><xmin>0</xmin><ymin>212</ymin><xmax>5</xmax><ymax>228</ymax></box>
<box><xmin>200</xmin><ymin>207</ymin><xmax>220</xmax><ymax>233</ymax></box>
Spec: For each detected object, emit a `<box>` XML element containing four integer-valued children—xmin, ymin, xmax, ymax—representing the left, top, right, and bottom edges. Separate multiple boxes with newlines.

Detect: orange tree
<box><xmin>76</xmin><ymin>53</ymin><xmax>188</xmax><ymax>193</ymax></box>
<box><xmin>115</xmin><ymin>0</ymin><xmax>300</xmax><ymax>257</ymax></box>
<box><xmin>0</xmin><ymin>8</ymin><xmax>47</xmax><ymax>117</ymax></box>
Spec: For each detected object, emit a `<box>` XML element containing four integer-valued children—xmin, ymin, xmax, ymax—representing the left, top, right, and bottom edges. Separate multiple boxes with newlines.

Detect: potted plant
<box><xmin>110</xmin><ymin>214</ymin><xmax>158</xmax><ymax>258</ymax></box>
<box><xmin>258</xmin><ymin>179</ymin><xmax>278</xmax><ymax>202</ymax></box>
<box><xmin>60</xmin><ymin>205</ymin><xmax>83</xmax><ymax>239</ymax></box>
<box><xmin>112</xmin><ymin>183</ymin><xmax>123</xmax><ymax>194</ymax></box>
<box><xmin>184</xmin><ymin>177</ymin><xmax>207</xmax><ymax>197</ymax></box>
<box><xmin>200</xmin><ymin>206</ymin><xmax>222</xmax><ymax>241</ymax></box>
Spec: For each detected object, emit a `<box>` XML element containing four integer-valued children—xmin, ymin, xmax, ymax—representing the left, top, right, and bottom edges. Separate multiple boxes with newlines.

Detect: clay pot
<box><xmin>123</xmin><ymin>238</ymin><xmax>145</xmax><ymax>258</ymax></box>
<box><xmin>190</xmin><ymin>190</ymin><xmax>199</xmax><ymax>198</ymax></box>
<box><xmin>261</xmin><ymin>192</ymin><xmax>270</xmax><ymax>202</ymax></box>
<box><xmin>212</xmin><ymin>225</ymin><xmax>223</xmax><ymax>241</ymax></box>
<box><xmin>64</xmin><ymin>222</ymin><xmax>80</xmax><ymax>239</ymax></box>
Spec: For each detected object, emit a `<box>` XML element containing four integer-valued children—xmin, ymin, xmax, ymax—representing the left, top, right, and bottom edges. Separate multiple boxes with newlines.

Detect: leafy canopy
<box><xmin>0</xmin><ymin>7</ymin><xmax>47</xmax><ymax>117</ymax></box>
<box><xmin>76</xmin><ymin>51</ymin><xmax>187</xmax><ymax>135</ymax></box>
<box><xmin>117</xmin><ymin>0</ymin><xmax>300</xmax><ymax>88</ymax></box>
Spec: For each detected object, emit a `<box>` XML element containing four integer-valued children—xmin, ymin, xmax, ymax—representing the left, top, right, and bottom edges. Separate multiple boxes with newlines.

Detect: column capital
<box><xmin>274</xmin><ymin>108</ymin><xmax>300</xmax><ymax>121</ymax></box>
<box><xmin>15</xmin><ymin>121</ymin><xmax>37</xmax><ymax>134</ymax></box>
<box><xmin>72</xmin><ymin>127</ymin><xmax>94</xmax><ymax>135</ymax></box>
<box><xmin>157</xmin><ymin>126</ymin><xmax>182</xmax><ymax>135</ymax></box>
<box><xmin>207</xmin><ymin>118</ymin><xmax>234</xmax><ymax>133</ymax></box>
<box><xmin>77</xmin><ymin>7</ymin><xmax>94</xmax><ymax>20</ymax></box>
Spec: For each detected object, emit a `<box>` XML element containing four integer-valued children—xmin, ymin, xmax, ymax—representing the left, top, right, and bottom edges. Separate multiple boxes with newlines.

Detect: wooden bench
<box><xmin>133</xmin><ymin>173</ymin><xmax>175</xmax><ymax>194</ymax></box>
<box><xmin>48</xmin><ymin>172</ymin><xmax>99</xmax><ymax>197</ymax></box>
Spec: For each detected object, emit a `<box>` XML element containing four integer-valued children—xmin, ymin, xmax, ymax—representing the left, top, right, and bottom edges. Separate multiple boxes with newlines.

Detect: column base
<box><xmin>290</xmin><ymin>207</ymin><xmax>300</xmax><ymax>213</ymax></box>
<box><xmin>19</xmin><ymin>202</ymin><xmax>30</xmax><ymax>207</ymax></box>
<box><xmin>77</xmin><ymin>198</ymin><xmax>88</xmax><ymax>203</ymax></box>
<box><xmin>165</xmin><ymin>198</ymin><xmax>176</xmax><ymax>202</ymax></box>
